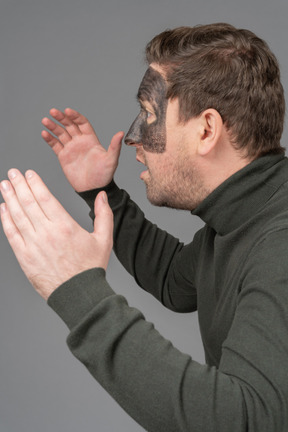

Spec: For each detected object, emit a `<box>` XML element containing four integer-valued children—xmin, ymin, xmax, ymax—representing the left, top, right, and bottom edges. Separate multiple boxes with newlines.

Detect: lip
<box><xmin>136</xmin><ymin>153</ymin><xmax>145</xmax><ymax>164</ymax></box>
<box><xmin>140</xmin><ymin>169</ymin><xmax>148</xmax><ymax>180</ymax></box>
<box><xmin>136</xmin><ymin>155</ymin><xmax>147</xmax><ymax>170</ymax></box>
<box><xmin>136</xmin><ymin>155</ymin><xmax>144</xmax><ymax>163</ymax></box>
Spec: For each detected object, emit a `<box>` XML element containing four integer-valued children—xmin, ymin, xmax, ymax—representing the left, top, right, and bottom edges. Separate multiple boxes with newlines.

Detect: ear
<box><xmin>197</xmin><ymin>109</ymin><xmax>224</xmax><ymax>156</ymax></box>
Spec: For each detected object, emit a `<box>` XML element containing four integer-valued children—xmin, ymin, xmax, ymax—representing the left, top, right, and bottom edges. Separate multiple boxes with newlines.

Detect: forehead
<box><xmin>137</xmin><ymin>66</ymin><xmax>167</xmax><ymax>105</ymax></box>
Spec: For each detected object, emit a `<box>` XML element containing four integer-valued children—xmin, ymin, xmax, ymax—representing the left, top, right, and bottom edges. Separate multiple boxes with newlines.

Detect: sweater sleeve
<box><xmin>48</xmin><ymin>268</ymin><xmax>246</xmax><ymax>432</ymax></box>
<box><xmin>78</xmin><ymin>182</ymin><xmax>197</xmax><ymax>313</ymax></box>
<box><xmin>47</xmin><ymin>229</ymin><xmax>288</xmax><ymax>432</ymax></box>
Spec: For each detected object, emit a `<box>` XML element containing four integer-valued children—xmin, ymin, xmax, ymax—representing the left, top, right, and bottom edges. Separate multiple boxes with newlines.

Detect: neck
<box><xmin>198</xmin><ymin>140</ymin><xmax>254</xmax><ymax>200</ymax></box>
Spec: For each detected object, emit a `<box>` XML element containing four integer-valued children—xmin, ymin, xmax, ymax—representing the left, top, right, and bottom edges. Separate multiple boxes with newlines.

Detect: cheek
<box><xmin>142</xmin><ymin>123</ymin><xmax>166</xmax><ymax>153</ymax></box>
<box><xmin>143</xmin><ymin>104</ymin><xmax>167</xmax><ymax>153</ymax></box>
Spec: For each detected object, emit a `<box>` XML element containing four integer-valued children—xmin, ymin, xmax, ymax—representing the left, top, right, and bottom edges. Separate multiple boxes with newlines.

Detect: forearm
<box><xmin>48</xmin><ymin>268</ymin><xmax>247</xmax><ymax>432</ymax></box>
<box><xmin>78</xmin><ymin>182</ymin><xmax>197</xmax><ymax>312</ymax></box>
<box><xmin>49</xmin><ymin>263</ymin><xmax>288</xmax><ymax>431</ymax></box>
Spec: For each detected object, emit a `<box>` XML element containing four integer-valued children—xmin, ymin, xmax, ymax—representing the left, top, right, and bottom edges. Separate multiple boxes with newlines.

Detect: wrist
<box><xmin>47</xmin><ymin>268</ymin><xmax>115</xmax><ymax>329</ymax></box>
<box><xmin>77</xmin><ymin>179</ymin><xmax>116</xmax><ymax>196</ymax></box>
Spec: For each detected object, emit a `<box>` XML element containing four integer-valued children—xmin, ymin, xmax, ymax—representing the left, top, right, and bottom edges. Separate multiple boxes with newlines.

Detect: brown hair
<box><xmin>145</xmin><ymin>23</ymin><xmax>285</xmax><ymax>158</ymax></box>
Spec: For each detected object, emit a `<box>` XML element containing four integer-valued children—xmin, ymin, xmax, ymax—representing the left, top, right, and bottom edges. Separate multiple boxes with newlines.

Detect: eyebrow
<box><xmin>136</xmin><ymin>97</ymin><xmax>154</xmax><ymax>112</ymax></box>
<box><xmin>137</xmin><ymin>87</ymin><xmax>154</xmax><ymax>104</ymax></box>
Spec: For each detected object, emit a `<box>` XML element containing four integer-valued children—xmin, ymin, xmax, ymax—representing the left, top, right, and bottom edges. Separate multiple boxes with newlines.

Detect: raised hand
<box><xmin>42</xmin><ymin>108</ymin><xmax>124</xmax><ymax>192</ymax></box>
<box><xmin>0</xmin><ymin>169</ymin><xmax>113</xmax><ymax>300</ymax></box>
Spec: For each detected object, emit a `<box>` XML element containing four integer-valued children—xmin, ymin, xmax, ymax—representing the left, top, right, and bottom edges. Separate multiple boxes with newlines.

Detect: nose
<box><xmin>124</xmin><ymin>112</ymin><xmax>144</xmax><ymax>146</ymax></box>
<box><xmin>124</xmin><ymin>126</ymin><xmax>142</xmax><ymax>147</ymax></box>
<box><xmin>124</xmin><ymin>135</ymin><xmax>139</xmax><ymax>147</ymax></box>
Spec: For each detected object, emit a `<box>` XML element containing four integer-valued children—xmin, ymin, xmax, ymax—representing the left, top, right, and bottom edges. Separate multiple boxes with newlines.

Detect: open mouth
<box><xmin>138</xmin><ymin>161</ymin><xmax>148</xmax><ymax>179</ymax></box>
<box><xmin>136</xmin><ymin>150</ymin><xmax>148</xmax><ymax>180</ymax></box>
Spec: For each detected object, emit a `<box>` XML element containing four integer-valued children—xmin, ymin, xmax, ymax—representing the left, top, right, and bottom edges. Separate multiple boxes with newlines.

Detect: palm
<box><xmin>42</xmin><ymin>108</ymin><xmax>123</xmax><ymax>192</ymax></box>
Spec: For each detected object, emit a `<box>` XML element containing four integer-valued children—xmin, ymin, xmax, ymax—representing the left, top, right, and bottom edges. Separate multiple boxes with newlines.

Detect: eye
<box><xmin>145</xmin><ymin>110</ymin><xmax>156</xmax><ymax>123</ymax></box>
<box><xmin>139</xmin><ymin>104</ymin><xmax>155</xmax><ymax>122</ymax></box>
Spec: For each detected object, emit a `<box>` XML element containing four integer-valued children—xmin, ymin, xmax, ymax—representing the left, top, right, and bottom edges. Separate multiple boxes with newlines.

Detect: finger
<box><xmin>64</xmin><ymin>108</ymin><xmax>99</xmax><ymax>137</ymax></box>
<box><xmin>41</xmin><ymin>116</ymin><xmax>72</xmax><ymax>145</ymax></box>
<box><xmin>41</xmin><ymin>130</ymin><xmax>63</xmax><ymax>156</ymax></box>
<box><xmin>24</xmin><ymin>170</ymin><xmax>73</xmax><ymax>223</ymax></box>
<box><xmin>49</xmin><ymin>108</ymin><xmax>82</xmax><ymax>136</ymax></box>
<box><xmin>1</xmin><ymin>202</ymin><xmax>25</xmax><ymax>249</ymax></box>
<box><xmin>92</xmin><ymin>192</ymin><xmax>113</xmax><ymax>250</ymax></box>
<box><xmin>108</xmin><ymin>131</ymin><xmax>124</xmax><ymax>161</ymax></box>
<box><xmin>1</xmin><ymin>177</ymin><xmax>36</xmax><ymax>238</ymax></box>
<box><xmin>6</xmin><ymin>169</ymin><xmax>48</xmax><ymax>229</ymax></box>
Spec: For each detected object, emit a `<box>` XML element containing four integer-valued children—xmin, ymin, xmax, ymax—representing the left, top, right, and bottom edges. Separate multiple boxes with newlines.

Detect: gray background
<box><xmin>0</xmin><ymin>0</ymin><xmax>287</xmax><ymax>431</ymax></box>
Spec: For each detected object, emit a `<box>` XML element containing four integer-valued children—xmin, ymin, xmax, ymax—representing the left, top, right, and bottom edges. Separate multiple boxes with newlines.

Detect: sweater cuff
<box><xmin>77</xmin><ymin>180</ymin><xmax>125</xmax><ymax>213</ymax></box>
<box><xmin>47</xmin><ymin>268</ymin><xmax>115</xmax><ymax>330</ymax></box>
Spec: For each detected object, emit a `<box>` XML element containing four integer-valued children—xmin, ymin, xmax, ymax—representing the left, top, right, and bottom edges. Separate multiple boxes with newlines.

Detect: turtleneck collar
<box><xmin>192</xmin><ymin>154</ymin><xmax>288</xmax><ymax>235</ymax></box>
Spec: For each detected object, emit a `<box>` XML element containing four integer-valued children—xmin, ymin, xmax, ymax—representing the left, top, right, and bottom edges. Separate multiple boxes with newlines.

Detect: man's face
<box><xmin>124</xmin><ymin>66</ymin><xmax>168</xmax><ymax>153</ymax></box>
<box><xmin>125</xmin><ymin>64</ymin><xmax>207</xmax><ymax>210</ymax></box>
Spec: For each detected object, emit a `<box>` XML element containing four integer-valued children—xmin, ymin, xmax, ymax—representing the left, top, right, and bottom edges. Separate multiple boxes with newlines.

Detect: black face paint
<box><xmin>124</xmin><ymin>67</ymin><xmax>168</xmax><ymax>153</ymax></box>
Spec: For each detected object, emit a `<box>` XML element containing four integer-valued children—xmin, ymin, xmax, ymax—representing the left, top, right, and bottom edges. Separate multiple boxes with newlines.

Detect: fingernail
<box><xmin>26</xmin><ymin>170</ymin><xmax>34</xmax><ymax>179</ymax></box>
<box><xmin>0</xmin><ymin>203</ymin><xmax>7</xmax><ymax>214</ymax></box>
<box><xmin>1</xmin><ymin>181</ymin><xmax>10</xmax><ymax>192</ymax></box>
<box><xmin>8</xmin><ymin>169</ymin><xmax>17</xmax><ymax>180</ymax></box>
<box><xmin>102</xmin><ymin>192</ymin><xmax>107</xmax><ymax>203</ymax></box>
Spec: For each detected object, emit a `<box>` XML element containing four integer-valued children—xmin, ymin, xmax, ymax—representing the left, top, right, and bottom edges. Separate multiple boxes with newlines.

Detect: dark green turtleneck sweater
<box><xmin>48</xmin><ymin>154</ymin><xmax>288</xmax><ymax>432</ymax></box>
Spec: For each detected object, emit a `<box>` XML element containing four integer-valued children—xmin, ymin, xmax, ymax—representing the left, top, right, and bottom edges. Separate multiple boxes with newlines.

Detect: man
<box><xmin>1</xmin><ymin>23</ymin><xmax>288</xmax><ymax>431</ymax></box>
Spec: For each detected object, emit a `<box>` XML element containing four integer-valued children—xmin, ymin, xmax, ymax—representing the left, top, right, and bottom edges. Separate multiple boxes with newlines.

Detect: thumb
<box><xmin>107</xmin><ymin>131</ymin><xmax>124</xmax><ymax>162</ymax></box>
<box><xmin>91</xmin><ymin>192</ymin><xmax>114</xmax><ymax>268</ymax></box>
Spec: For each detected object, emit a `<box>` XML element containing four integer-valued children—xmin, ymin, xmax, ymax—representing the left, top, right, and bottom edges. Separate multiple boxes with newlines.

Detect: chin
<box><xmin>145</xmin><ymin>184</ymin><xmax>166</xmax><ymax>207</ymax></box>
<box><xmin>145</xmin><ymin>185</ymin><xmax>188</xmax><ymax>210</ymax></box>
